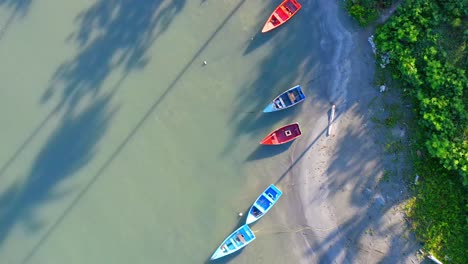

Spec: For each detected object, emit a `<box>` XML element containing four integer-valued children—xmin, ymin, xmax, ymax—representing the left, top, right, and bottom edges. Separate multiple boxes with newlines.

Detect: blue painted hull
<box><xmin>210</xmin><ymin>224</ymin><xmax>256</xmax><ymax>260</ymax></box>
<box><xmin>263</xmin><ymin>85</ymin><xmax>306</xmax><ymax>113</ymax></box>
<box><xmin>245</xmin><ymin>184</ymin><xmax>283</xmax><ymax>224</ymax></box>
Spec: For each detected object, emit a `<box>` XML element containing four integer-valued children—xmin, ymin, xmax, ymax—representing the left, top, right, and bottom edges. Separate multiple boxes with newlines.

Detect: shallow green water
<box><xmin>0</xmin><ymin>0</ymin><xmax>324</xmax><ymax>263</ymax></box>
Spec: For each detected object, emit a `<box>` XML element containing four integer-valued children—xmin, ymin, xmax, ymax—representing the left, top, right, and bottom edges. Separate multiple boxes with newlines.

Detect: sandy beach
<box><xmin>281</xmin><ymin>1</ymin><xmax>423</xmax><ymax>263</ymax></box>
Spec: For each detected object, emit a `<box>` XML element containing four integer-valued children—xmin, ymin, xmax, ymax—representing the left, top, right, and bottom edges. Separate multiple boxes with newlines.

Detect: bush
<box><xmin>345</xmin><ymin>0</ymin><xmax>399</xmax><ymax>26</ymax></box>
<box><xmin>352</xmin><ymin>0</ymin><xmax>468</xmax><ymax>262</ymax></box>
<box><xmin>375</xmin><ymin>0</ymin><xmax>468</xmax><ymax>184</ymax></box>
<box><xmin>406</xmin><ymin>163</ymin><xmax>467</xmax><ymax>263</ymax></box>
<box><xmin>346</xmin><ymin>2</ymin><xmax>379</xmax><ymax>26</ymax></box>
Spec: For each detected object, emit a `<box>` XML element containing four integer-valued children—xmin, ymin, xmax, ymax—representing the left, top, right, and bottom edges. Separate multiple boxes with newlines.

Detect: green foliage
<box><xmin>375</xmin><ymin>0</ymin><xmax>468</xmax><ymax>184</ymax></box>
<box><xmin>384</xmin><ymin>140</ymin><xmax>405</xmax><ymax>153</ymax></box>
<box><xmin>355</xmin><ymin>0</ymin><xmax>468</xmax><ymax>261</ymax></box>
<box><xmin>406</xmin><ymin>163</ymin><xmax>467</xmax><ymax>263</ymax></box>
<box><xmin>384</xmin><ymin>103</ymin><xmax>403</xmax><ymax>128</ymax></box>
<box><xmin>451</xmin><ymin>17</ymin><xmax>462</xmax><ymax>28</ymax></box>
<box><xmin>344</xmin><ymin>0</ymin><xmax>393</xmax><ymax>26</ymax></box>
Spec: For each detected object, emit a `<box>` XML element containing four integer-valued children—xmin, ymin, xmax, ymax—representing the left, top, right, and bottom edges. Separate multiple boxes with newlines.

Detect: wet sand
<box><xmin>283</xmin><ymin>1</ymin><xmax>422</xmax><ymax>263</ymax></box>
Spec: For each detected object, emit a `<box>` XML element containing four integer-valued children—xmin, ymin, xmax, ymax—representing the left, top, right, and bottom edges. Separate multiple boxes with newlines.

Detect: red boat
<box><xmin>262</xmin><ymin>0</ymin><xmax>302</xmax><ymax>33</ymax></box>
<box><xmin>260</xmin><ymin>123</ymin><xmax>302</xmax><ymax>145</ymax></box>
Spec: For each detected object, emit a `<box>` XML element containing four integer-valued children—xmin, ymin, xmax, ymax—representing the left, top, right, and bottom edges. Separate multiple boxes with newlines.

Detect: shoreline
<box><xmin>287</xmin><ymin>1</ymin><xmax>421</xmax><ymax>263</ymax></box>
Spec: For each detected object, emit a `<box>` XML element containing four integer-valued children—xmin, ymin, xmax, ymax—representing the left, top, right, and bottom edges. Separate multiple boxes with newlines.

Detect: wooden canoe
<box><xmin>262</xmin><ymin>0</ymin><xmax>302</xmax><ymax>33</ymax></box>
<box><xmin>260</xmin><ymin>123</ymin><xmax>302</xmax><ymax>145</ymax></box>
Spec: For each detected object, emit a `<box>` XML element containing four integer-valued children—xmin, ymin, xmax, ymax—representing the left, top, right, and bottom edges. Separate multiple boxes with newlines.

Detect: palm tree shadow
<box><xmin>0</xmin><ymin>95</ymin><xmax>115</xmax><ymax>247</ymax></box>
<box><xmin>1</xmin><ymin>2</ymin><xmax>184</xmax><ymax>245</ymax></box>
<box><xmin>0</xmin><ymin>0</ymin><xmax>33</xmax><ymax>40</ymax></box>
<box><xmin>7</xmin><ymin>1</ymin><xmax>248</xmax><ymax>263</ymax></box>
<box><xmin>41</xmin><ymin>0</ymin><xmax>186</xmax><ymax>110</ymax></box>
<box><xmin>0</xmin><ymin>0</ymin><xmax>31</xmax><ymax>12</ymax></box>
<box><xmin>0</xmin><ymin>0</ymin><xmax>186</xmax><ymax>181</ymax></box>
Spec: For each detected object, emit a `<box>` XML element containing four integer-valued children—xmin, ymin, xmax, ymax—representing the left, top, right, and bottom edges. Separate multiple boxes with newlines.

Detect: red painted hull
<box><xmin>260</xmin><ymin>123</ymin><xmax>302</xmax><ymax>145</ymax></box>
<box><xmin>262</xmin><ymin>0</ymin><xmax>302</xmax><ymax>33</ymax></box>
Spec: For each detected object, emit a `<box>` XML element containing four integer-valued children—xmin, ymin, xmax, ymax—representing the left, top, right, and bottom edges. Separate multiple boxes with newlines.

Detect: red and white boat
<box><xmin>260</xmin><ymin>123</ymin><xmax>302</xmax><ymax>145</ymax></box>
<box><xmin>262</xmin><ymin>0</ymin><xmax>302</xmax><ymax>33</ymax></box>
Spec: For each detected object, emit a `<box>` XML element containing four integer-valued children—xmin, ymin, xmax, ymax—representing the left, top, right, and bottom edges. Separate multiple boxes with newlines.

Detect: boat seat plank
<box><xmin>255</xmin><ymin>206</ymin><xmax>266</xmax><ymax>214</ymax></box>
<box><xmin>278</xmin><ymin>97</ymin><xmax>286</xmax><ymax>107</ymax></box>
<box><xmin>288</xmin><ymin>91</ymin><xmax>296</xmax><ymax>102</ymax></box>
<box><xmin>275</xmin><ymin>7</ymin><xmax>289</xmax><ymax>21</ymax></box>
<box><xmin>285</xmin><ymin>1</ymin><xmax>298</xmax><ymax>13</ymax></box>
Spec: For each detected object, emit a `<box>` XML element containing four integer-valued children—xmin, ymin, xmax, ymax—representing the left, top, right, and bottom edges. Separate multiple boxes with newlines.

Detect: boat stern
<box><xmin>210</xmin><ymin>247</ymin><xmax>227</xmax><ymax>260</ymax></box>
<box><xmin>262</xmin><ymin>22</ymin><xmax>275</xmax><ymax>33</ymax></box>
<box><xmin>245</xmin><ymin>214</ymin><xmax>257</xmax><ymax>225</ymax></box>
<box><xmin>262</xmin><ymin>103</ymin><xmax>277</xmax><ymax>113</ymax></box>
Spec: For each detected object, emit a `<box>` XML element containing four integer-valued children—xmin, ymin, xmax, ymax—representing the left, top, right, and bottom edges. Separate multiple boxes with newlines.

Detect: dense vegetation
<box><xmin>345</xmin><ymin>0</ymin><xmax>396</xmax><ymax>26</ymax></box>
<box><xmin>347</xmin><ymin>0</ymin><xmax>467</xmax><ymax>262</ymax></box>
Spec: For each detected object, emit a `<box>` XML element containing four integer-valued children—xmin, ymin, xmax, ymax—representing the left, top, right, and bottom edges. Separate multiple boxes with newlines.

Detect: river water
<box><xmin>0</xmin><ymin>0</ymin><xmax>326</xmax><ymax>263</ymax></box>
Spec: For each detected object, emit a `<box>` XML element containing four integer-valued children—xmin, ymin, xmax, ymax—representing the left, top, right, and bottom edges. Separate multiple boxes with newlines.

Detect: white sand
<box><xmin>283</xmin><ymin>1</ymin><xmax>422</xmax><ymax>263</ymax></box>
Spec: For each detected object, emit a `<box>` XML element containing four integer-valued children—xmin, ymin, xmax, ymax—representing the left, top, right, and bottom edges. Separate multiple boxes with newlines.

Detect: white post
<box><xmin>427</xmin><ymin>255</ymin><xmax>443</xmax><ymax>264</ymax></box>
<box><xmin>327</xmin><ymin>104</ymin><xmax>336</xmax><ymax>136</ymax></box>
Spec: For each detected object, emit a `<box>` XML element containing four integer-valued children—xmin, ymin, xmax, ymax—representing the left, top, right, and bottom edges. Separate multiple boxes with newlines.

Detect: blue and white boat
<box><xmin>210</xmin><ymin>224</ymin><xmax>256</xmax><ymax>260</ymax></box>
<box><xmin>245</xmin><ymin>184</ymin><xmax>283</xmax><ymax>224</ymax></box>
<box><xmin>263</xmin><ymin>85</ymin><xmax>306</xmax><ymax>112</ymax></box>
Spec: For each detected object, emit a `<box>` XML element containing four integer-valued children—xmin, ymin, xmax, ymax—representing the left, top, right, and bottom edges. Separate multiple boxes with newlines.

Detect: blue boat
<box><xmin>245</xmin><ymin>184</ymin><xmax>283</xmax><ymax>224</ymax></box>
<box><xmin>263</xmin><ymin>85</ymin><xmax>306</xmax><ymax>112</ymax></box>
<box><xmin>210</xmin><ymin>224</ymin><xmax>256</xmax><ymax>260</ymax></box>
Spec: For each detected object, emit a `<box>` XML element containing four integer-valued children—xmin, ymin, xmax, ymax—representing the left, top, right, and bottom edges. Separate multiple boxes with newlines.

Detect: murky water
<box><xmin>0</xmin><ymin>0</ymin><xmax>324</xmax><ymax>263</ymax></box>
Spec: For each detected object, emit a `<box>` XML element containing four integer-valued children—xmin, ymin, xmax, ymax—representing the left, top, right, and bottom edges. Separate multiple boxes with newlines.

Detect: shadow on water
<box><xmin>0</xmin><ymin>0</ymin><xmax>31</xmax><ymax>14</ymax></box>
<box><xmin>0</xmin><ymin>95</ymin><xmax>115</xmax><ymax>246</ymax></box>
<box><xmin>246</xmin><ymin>142</ymin><xmax>293</xmax><ymax>162</ymax></box>
<box><xmin>205</xmin><ymin>249</ymin><xmax>243</xmax><ymax>264</ymax></box>
<box><xmin>247</xmin><ymin>108</ymin><xmax>301</xmax><ymax>140</ymax></box>
<box><xmin>0</xmin><ymin>0</ymin><xmax>186</xmax><ymax>261</ymax></box>
<box><xmin>243</xmin><ymin>29</ymin><xmax>276</xmax><ymax>55</ymax></box>
<box><xmin>0</xmin><ymin>0</ymin><xmax>185</xmax><ymax>180</ymax></box>
<box><xmin>41</xmin><ymin>0</ymin><xmax>186</xmax><ymax>109</ymax></box>
<box><xmin>221</xmin><ymin>2</ymin><xmax>323</xmax><ymax>157</ymax></box>
<box><xmin>204</xmin><ymin>216</ymin><xmax>250</xmax><ymax>264</ymax></box>
<box><xmin>241</xmin><ymin>0</ymin><xmax>282</xmax><ymax>55</ymax></box>
<box><xmin>0</xmin><ymin>0</ymin><xmax>33</xmax><ymax>40</ymax></box>
<box><xmin>2</xmin><ymin>0</ymin><xmax>252</xmax><ymax>263</ymax></box>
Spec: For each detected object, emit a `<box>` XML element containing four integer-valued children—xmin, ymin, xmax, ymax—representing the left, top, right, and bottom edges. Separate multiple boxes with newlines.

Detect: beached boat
<box><xmin>260</xmin><ymin>123</ymin><xmax>302</xmax><ymax>145</ymax></box>
<box><xmin>263</xmin><ymin>85</ymin><xmax>305</xmax><ymax>113</ymax></box>
<box><xmin>246</xmin><ymin>184</ymin><xmax>283</xmax><ymax>225</ymax></box>
<box><xmin>210</xmin><ymin>224</ymin><xmax>256</xmax><ymax>260</ymax></box>
<box><xmin>262</xmin><ymin>0</ymin><xmax>302</xmax><ymax>33</ymax></box>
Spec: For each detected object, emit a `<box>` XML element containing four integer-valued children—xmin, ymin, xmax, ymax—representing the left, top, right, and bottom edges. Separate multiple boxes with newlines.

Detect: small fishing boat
<box><xmin>263</xmin><ymin>85</ymin><xmax>306</xmax><ymax>113</ymax></box>
<box><xmin>246</xmin><ymin>184</ymin><xmax>283</xmax><ymax>225</ymax></box>
<box><xmin>210</xmin><ymin>224</ymin><xmax>256</xmax><ymax>260</ymax></box>
<box><xmin>260</xmin><ymin>123</ymin><xmax>302</xmax><ymax>145</ymax></box>
<box><xmin>262</xmin><ymin>0</ymin><xmax>302</xmax><ymax>33</ymax></box>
